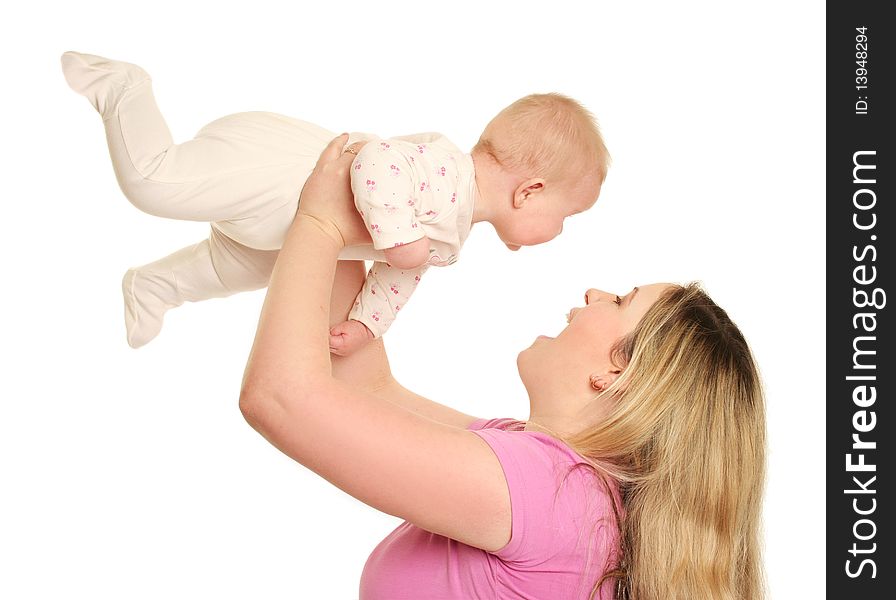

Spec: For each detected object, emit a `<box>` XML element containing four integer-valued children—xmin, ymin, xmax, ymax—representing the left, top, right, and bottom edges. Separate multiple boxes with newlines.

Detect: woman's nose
<box><xmin>584</xmin><ymin>289</ymin><xmax>613</xmax><ymax>305</ymax></box>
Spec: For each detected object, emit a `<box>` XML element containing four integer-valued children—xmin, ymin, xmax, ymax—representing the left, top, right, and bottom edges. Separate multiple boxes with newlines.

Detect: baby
<box><xmin>61</xmin><ymin>52</ymin><xmax>609</xmax><ymax>354</ymax></box>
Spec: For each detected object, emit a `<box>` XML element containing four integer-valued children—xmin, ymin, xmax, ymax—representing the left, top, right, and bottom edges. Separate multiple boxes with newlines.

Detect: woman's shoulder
<box><xmin>468</xmin><ymin>418</ymin><xmax>621</xmax><ymax>570</ymax></box>
<box><xmin>468</xmin><ymin>418</ymin><xmax>616</xmax><ymax>499</ymax></box>
<box><xmin>467</xmin><ymin>417</ymin><xmax>526</xmax><ymax>432</ymax></box>
<box><xmin>469</xmin><ymin>419</ymin><xmax>594</xmax><ymax>466</ymax></box>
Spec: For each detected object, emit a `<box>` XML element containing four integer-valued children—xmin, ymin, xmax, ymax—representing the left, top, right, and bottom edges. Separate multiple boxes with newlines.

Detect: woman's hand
<box><xmin>296</xmin><ymin>134</ymin><xmax>372</xmax><ymax>248</ymax></box>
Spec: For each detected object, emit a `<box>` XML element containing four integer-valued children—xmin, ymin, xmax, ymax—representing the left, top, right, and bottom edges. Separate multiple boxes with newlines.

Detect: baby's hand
<box><xmin>329</xmin><ymin>319</ymin><xmax>375</xmax><ymax>356</ymax></box>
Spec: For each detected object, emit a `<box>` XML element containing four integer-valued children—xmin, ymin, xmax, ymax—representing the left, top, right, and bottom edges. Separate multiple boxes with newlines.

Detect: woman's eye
<box><xmin>614</xmin><ymin>295</ymin><xmax>622</xmax><ymax>306</ymax></box>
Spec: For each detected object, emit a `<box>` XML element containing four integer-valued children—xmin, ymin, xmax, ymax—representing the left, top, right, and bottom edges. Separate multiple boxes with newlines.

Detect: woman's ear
<box><xmin>512</xmin><ymin>178</ymin><xmax>545</xmax><ymax>208</ymax></box>
<box><xmin>589</xmin><ymin>369</ymin><xmax>622</xmax><ymax>392</ymax></box>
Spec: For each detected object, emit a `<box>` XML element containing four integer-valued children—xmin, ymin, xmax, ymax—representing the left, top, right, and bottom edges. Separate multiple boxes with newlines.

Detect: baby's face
<box><xmin>498</xmin><ymin>187</ymin><xmax>598</xmax><ymax>250</ymax></box>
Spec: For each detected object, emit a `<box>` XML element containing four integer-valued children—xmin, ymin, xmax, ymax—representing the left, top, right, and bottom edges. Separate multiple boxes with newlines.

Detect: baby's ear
<box><xmin>512</xmin><ymin>178</ymin><xmax>546</xmax><ymax>208</ymax></box>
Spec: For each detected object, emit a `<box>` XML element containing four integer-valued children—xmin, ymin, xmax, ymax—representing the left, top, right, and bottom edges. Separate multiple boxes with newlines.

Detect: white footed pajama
<box><xmin>63</xmin><ymin>52</ymin><xmax>336</xmax><ymax>346</ymax></box>
<box><xmin>62</xmin><ymin>52</ymin><xmax>475</xmax><ymax>348</ymax></box>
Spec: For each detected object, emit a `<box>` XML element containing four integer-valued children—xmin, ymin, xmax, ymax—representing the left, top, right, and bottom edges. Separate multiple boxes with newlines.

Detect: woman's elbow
<box><xmin>239</xmin><ymin>372</ymin><xmax>287</xmax><ymax>432</ymax></box>
<box><xmin>238</xmin><ymin>375</ymin><xmax>331</xmax><ymax>433</ymax></box>
<box><xmin>239</xmin><ymin>383</ymin><xmax>271</xmax><ymax>432</ymax></box>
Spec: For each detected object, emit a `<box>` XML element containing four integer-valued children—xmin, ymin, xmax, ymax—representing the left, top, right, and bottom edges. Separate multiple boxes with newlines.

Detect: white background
<box><xmin>1</xmin><ymin>1</ymin><xmax>824</xmax><ymax>598</ymax></box>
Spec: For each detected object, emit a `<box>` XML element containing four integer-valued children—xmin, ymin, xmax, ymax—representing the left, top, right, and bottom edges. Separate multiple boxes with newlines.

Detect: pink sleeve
<box><xmin>470</xmin><ymin>427</ymin><xmax>587</xmax><ymax>565</ymax></box>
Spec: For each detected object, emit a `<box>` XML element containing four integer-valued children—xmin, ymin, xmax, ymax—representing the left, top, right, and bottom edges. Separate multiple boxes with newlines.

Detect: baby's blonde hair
<box><xmin>474</xmin><ymin>93</ymin><xmax>610</xmax><ymax>187</ymax></box>
<box><xmin>567</xmin><ymin>283</ymin><xmax>766</xmax><ymax>599</ymax></box>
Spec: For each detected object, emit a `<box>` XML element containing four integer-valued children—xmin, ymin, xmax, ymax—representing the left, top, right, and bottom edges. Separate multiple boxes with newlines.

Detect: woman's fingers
<box><xmin>297</xmin><ymin>135</ymin><xmax>373</xmax><ymax>248</ymax></box>
<box><xmin>315</xmin><ymin>133</ymin><xmax>351</xmax><ymax>168</ymax></box>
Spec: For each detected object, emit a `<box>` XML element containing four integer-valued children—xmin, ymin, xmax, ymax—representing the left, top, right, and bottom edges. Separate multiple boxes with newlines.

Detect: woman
<box><xmin>239</xmin><ymin>136</ymin><xmax>766</xmax><ymax>599</ymax></box>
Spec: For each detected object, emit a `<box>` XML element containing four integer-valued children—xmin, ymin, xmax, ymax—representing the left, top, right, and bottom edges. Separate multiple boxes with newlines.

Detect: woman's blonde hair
<box><xmin>567</xmin><ymin>283</ymin><xmax>766</xmax><ymax>600</ymax></box>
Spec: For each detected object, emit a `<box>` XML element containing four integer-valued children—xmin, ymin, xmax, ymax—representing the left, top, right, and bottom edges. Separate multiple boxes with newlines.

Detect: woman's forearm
<box><xmin>242</xmin><ymin>215</ymin><xmax>341</xmax><ymax>396</ymax></box>
<box><xmin>240</xmin><ymin>210</ymin><xmax>474</xmax><ymax>434</ymax></box>
<box><xmin>329</xmin><ymin>260</ymin><xmax>394</xmax><ymax>388</ymax></box>
<box><xmin>329</xmin><ymin>260</ymin><xmax>475</xmax><ymax>428</ymax></box>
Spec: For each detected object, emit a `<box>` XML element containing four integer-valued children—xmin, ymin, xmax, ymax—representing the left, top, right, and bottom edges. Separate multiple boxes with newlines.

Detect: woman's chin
<box><xmin>518</xmin><ymin>335</ymin><xmax>553</xmax><ymax>370</ymax></box>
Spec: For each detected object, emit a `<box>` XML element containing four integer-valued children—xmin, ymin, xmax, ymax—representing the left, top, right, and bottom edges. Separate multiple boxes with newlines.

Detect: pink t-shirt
<box><xmin>359</xmin><ymin>418</ymin><xmax>622</xmax><ymax>599</ymax></box>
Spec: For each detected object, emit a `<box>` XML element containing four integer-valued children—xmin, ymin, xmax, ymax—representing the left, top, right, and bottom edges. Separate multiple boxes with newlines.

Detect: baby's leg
<box><xmin>123</xmin><ymin>226</ymin><xmax>277</xmax><ymax>348</ymax></box>
<box><xmin>61</xmin><ymin>52</ymin><xmax>331</xmax><ymax>231</ymax></box>
<box><xmin>62</xmin><ymin>52</ymin><xmax>218</xmax><ymax>219</ymax></box>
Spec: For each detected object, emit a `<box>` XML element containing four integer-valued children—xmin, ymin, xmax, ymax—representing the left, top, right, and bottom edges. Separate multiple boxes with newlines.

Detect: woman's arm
<box><xmin>329</xmin><ymin>260</ymin><xmax>478</xmax><ymax>430</ymax></box>
<box><xmin>240</xmin><ymin>136</ymin><xmax>509</xmax><ymax>551</ymax></box>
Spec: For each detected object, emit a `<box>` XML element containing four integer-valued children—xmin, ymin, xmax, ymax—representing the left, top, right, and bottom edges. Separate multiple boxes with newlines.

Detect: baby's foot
<box><xmin>60</xmin><ymin>51</ymin><xmax>150</xmax><ymax>118</ymax></box>
<box><xmin>122</xmin><ymin>268</ymin><xmax>180</xmax><ymax>348</ymax></box>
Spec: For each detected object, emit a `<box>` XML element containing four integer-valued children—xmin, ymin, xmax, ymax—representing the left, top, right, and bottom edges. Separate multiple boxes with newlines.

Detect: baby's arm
<box><xmin>329</xmin><ymin>318</ymin><xmax>374</xmax><ymax>356</ymax></box>
<box><xmin>329</xmin><ymin>261</ymin><xmax>427</xmax><ymax>356</ymax></box>
<box><xmin>382</xmin><ymin>237</ymin><xmax>430</xmax><ymax>270</ymax></box>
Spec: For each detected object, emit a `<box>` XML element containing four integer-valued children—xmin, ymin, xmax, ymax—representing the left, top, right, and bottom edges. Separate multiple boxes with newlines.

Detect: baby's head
<box><xmin>472</xmin><ymin>93</ymin><xmax>609</xmax><ymax>250</ymax></box>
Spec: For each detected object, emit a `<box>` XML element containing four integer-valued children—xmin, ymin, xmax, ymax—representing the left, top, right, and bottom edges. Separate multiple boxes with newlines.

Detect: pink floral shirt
<box><xmin>346</xmin><ymin>133</ymin><xmax>475</xmax><ymax>338</ymax></box>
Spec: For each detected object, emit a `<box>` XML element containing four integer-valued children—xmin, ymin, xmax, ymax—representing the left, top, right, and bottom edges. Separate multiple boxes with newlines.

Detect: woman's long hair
<box><xmin>567</xmin><ymin>283</ymin><xmax>766</xmax><ymax>599</ymax></box>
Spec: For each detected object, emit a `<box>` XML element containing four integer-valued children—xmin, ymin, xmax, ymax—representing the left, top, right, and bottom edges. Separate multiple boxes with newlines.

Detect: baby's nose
<box><xmin>506</xmin><ymin>243</ymin><xmax>521</xmax><ymax>251</ymax></box>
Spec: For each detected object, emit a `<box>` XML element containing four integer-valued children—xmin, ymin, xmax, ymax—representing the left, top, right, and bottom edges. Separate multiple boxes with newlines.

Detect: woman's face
<box><xmin>517</xmin><ymin>283</ymin><xmax>672</xmax><ymax>406</ymax></box>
